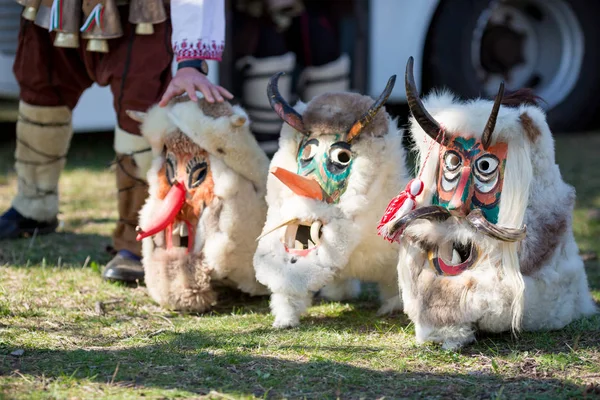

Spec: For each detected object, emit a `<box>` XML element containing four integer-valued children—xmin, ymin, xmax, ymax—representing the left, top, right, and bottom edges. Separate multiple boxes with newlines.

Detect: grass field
<box><xmin>0</xmin><ymin>129</ymin><xmax>599</xmax><ymax>399</ymax></box>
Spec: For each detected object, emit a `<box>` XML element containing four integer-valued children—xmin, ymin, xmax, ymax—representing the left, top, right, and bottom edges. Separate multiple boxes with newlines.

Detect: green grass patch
<box><xmin>0</xmin><ymin>132</ymin><xmax>599</xmax><ymax>399</ymax></box>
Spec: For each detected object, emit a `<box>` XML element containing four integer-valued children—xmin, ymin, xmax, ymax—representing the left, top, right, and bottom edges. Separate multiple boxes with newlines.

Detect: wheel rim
<box><xmin>471</xmin><ymin>0</ymin><xmax>584</xmax><ymax>109</ymax></box>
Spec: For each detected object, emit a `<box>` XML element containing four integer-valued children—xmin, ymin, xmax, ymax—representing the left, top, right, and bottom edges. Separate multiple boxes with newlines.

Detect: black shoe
<box><xmin>102</xmin><ymin>250</ymin><xmax>145</xmax><ymax>285</ymax></box>
<box><xmin>0</xmin><ymin>207</ymin><xmax>58</xmax><ymax>240</ymax></box>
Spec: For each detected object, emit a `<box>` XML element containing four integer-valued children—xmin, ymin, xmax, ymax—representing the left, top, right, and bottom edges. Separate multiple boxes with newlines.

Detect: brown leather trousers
<box><xmin>13</xmin><ymin>4</ymin><xmax>173</xmax><ymax>135</ymax></box>
<box><xmin>13</xmin><ymin>5</ymin><xmax>173</xmax><ymax>256</ymax></box>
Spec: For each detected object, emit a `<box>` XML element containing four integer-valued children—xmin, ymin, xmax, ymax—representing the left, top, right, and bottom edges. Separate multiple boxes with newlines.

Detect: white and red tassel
<box><xmin>49</xmin><ymin>0</ymin><xmax>63</xmax><ymax>32</ymax></box>
<box><xmin>80</xmin><ymin>4</ymin><xmax>104</xmax><ymax>33</ymax></box>
<box><xmin>377</xmin><ymin>178</ymin><xmax>424</xmax><ymax>243</ymax></box>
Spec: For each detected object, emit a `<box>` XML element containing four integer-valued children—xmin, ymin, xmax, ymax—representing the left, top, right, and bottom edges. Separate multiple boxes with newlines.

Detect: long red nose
<box><xmin>136</xmin><ymin>181</ymin><xmax>187</xmax><ymax>241</ymax></box>
<box><xmin>447</xmin><ymin>167</ymin><xmax>473</xmax><ymax>215</ymax></box>
<box><xmin>270</xmin><ymin>167</ymin><xmax>324</xmax><ymax>201</ymax></box>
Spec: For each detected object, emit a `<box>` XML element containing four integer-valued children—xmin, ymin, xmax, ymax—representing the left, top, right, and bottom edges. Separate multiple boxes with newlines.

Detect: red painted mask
<box><xmin>137</xmin><ymin>133</ymin><xmax>215</xmax><ymax>253</ymax></box>
<box><xmin>433</xmin><ymin>136</ymin><xmax>508</xmax><ymax>224</ymax></box>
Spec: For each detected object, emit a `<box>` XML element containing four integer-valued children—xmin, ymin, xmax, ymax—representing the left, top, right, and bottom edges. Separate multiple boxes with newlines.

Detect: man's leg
<box><xmin>0</xmin><ymin>18</ymin><xmax>91</xmax><ymax>240</ymax></box>
<box><xmin>96</xmin><ymin>7</ymin><xmax>172</xmax><ymax>283</ymax></box>
<box><xmin>102</xmin><ymin>127</ymin><xmax>153</xmax><ymax>283</ymax></box>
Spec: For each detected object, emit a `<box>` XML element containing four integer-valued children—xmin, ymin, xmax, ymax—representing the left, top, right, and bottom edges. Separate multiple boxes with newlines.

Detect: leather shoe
<box><xmin>0</xmin><ymin>207</ymin><xmax>58</xmax><ymax>240</ymax></box>
<box><xmin>102</xmin><ymin>250</ymin><xmax>145</xmax><ymax>285</ymax></box>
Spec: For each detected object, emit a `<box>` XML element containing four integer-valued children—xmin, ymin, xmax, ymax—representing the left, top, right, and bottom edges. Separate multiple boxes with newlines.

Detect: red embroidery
<box><xmin>174</xmin><ymin>39</ymin><xmax>225</xmax><ymax>62</ymax></box>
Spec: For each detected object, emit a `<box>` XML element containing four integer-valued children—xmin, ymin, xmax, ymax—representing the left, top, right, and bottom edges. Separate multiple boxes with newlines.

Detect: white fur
<box><xmin>398</xmin><ymin>90</ymin><xmax>597</xmax><ymax>348</ymax></box>
<box><xmin>253</xmin><ymin>101</ymin><xmax>409</xmax><ymax>328</ymax></box>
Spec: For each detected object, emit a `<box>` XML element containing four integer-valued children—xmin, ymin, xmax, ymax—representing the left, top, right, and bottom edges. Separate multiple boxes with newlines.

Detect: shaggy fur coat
<box><xmin>132</xmin><ymin>98</ymin><xmax>270</xmax><ymax>312</ymax></box>
<box><xmin>253</xmin><ymin>92</ymin><xmax>409</xmax><ymax>328</ymax></box>
<box><xmin>397</xmin><ymin>90</ymin><xmax>597</xmax><ymax>349</ymax></box>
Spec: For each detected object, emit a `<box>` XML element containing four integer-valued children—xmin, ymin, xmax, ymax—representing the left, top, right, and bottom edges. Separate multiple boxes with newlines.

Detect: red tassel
<box><xmin>377</xmin><ymin>178</ymin><xmax>424</xmax><ymax>243</ymax></box>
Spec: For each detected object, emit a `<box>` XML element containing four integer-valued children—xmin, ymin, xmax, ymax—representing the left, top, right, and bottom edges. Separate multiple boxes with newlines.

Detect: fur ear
<box><xmin>230</xmin><ymin>114</ymin><xmax>247</xmax><ymax>127</ymax></box>
<box><xmin>518</xmin><ymin>111</ymin><xmax>542</xmax><ymax>143</ymax></box>
<box><xmin>126</xmin><ymin>110</ymin><xmax>148</xmax><ymax>123</ymax></box>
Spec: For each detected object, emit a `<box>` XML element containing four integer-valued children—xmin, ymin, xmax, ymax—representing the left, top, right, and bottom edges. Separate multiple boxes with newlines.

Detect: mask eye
<box><xmin>300</xmin><ymin>141</ymin><xmax>318</xmax><ymax>162</ymax></box>
<box><xmin>441</xmin><ymin>151</ymin><xmax>461</xmax><ymax>191</ymax></box>
<box><xmin>474</xmin><ymin>155</ymin><xmax>500</xmax><ymax>193</ymax></box>
<box><xmin>165</xmin><ymin>152</ymin><xmax>176</xmax><ymax>185</ymax></box>
<box><xmin>329</xmin><ymin>147</ymin><xmax>352</xmax><ymax>166</ymax></box>
<box><xmin>444</xmin><ymin>151</ymin><xmax>461</xmax><ymax>171</ymax></box>
<box><xmin>188</xmin><ymin>160</ymin><xmax>208</xmax><ymax>189</ymax></box>
<box><xmin>474</xmin><ymin>156</ymin><xmax>499</xmax><ymax>179</ymax></box>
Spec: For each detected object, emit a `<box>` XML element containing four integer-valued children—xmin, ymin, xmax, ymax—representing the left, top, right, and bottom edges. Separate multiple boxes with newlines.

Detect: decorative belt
<box><xmin>16</xmin><ymin>0</ymin><xmax>170</xmax><ymax>53</ymax></box>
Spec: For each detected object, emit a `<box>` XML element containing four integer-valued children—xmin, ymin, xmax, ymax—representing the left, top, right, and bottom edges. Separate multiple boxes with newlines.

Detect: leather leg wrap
<box><xmin>298</xmin><ymin>54</ymin><xmax>351</xmax><ymax>102</ymax></box>
<box><xmin>112</xmin><ymin>127</ymin><xmax>152</xmax><ymax>256</ymax></box>
<box><xmin>112</xmin><ymin>153</ymin><xmax>149</xmax><ymax>257</ymax></box>
<box><xmin>12</xmin><ymin>101</ymin><xmax>73</xmax><ymax>222</ymax></box>
<box><xmin>113</xmin><ymin>126</ymin><xmax>153</xmax><ymax>180</ymax></box>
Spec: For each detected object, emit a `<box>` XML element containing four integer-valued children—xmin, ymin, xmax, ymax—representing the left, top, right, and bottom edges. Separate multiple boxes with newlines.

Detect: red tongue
<box><xmin>136</xmin><ymin>181</ymin><xmax>187</xmax><ymax>241</ymax></box>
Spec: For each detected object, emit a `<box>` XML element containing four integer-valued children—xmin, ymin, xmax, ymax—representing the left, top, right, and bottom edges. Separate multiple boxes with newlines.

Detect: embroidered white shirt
<box><xmin>171</xmin><ymin>0</ymin><xmax>225</xmax><ymax>62</ymax></box>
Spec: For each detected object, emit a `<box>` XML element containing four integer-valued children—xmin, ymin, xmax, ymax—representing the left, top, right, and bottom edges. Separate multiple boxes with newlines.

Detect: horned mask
<box><xmin>378</xmin><ymin>57</ymin><xmax>596</xmax><ymax>349</ymax></box>
<box><xmin>253</xmin><ymin>73</ymin><xmax>410</xmax><ymax>328</ymax></box>
<box><xmin>128</xmin><ymin>98</ymin><xmax>270</xmax><ymax>312</ymax></box>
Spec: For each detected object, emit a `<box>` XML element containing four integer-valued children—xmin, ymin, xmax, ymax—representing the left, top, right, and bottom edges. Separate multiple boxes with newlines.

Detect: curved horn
<box><xmin>346</xmin><ymin>75</ymin><xmax>396</xmax><ymax>142</ymax></box>
<box><xmin>481</xmin><ymin>81</ymin><xmax>505</xmax><ymax>149</ymax></box>
<box><xmin>405</xmin><ymin>56</ymin><xmax>446</xmax><ymax>145</ymax></box>
<box><xmin>466</xmin><ymin>209</ymin><xmax>526</xmax><ymax>242</ymax></box>
<box><xmin>387</xmin><ymin>205</ymin><xmax>452</xmax><ymax>237</ymax></box>
<box><xmin>267</xmin><ymin>72</ymin><xmax>307</xmax><ymax>135</ymax></box>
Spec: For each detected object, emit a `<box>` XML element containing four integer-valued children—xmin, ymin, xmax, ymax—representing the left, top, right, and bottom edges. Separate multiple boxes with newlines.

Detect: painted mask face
<box><xmin>432</xmin><ymin>136</ymin><xmax>508</xmax><ymax>224</ymax></box>
<box><xmin>296</xmin><ymin>134</ymin><xmax>354</xmax><ymax>204</ymax></box>
<box><xmin>376</xmin><ymin>57</ymin><xmax>527</xmax><ymax>278</ymax></box>
<box><xmin>151</xmin><ymin>136</ymin><xmax>215</xmax><ymax>252</ymax></box>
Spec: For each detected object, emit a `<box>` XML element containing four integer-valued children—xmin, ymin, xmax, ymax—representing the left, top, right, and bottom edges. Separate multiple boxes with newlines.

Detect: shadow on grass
<box><xmin>1</xmin><ymin>329</ymin><xmax>596</xmax><ymax>399</ymax></box>
<box><xmin>0</xmin><ymin>232</ymin><xmax>112</xmax><ymax>268</ymax></box>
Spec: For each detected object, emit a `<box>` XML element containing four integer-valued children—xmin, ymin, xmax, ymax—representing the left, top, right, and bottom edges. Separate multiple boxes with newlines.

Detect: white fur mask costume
<box><xmin>379</xmin><ymin>58</ymin><xmax>597</xmax><ymax>349</ymax></box>
<box><xmin>127</xmin><ymin>98</ymin><xmax>270</xmax><ymax>312</ymax></box>
<box><xmin>253</xmin><ymin>73</ymin><xmax>409</xmax><ymax>328</ymax></box>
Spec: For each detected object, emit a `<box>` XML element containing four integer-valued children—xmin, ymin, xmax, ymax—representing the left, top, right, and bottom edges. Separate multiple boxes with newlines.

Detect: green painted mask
<box><xmin>296</xmin><ymin>134</ymin><xmax>354</xmax><ymax>204</ymax></box>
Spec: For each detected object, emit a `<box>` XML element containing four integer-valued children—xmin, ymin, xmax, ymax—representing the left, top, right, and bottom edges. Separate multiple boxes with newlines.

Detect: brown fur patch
<box><xmin>146</xmin><ymin>248</ymin><xmax>217</xmax><ymax>312</ymax></box>
<box><xmin>519</xmin><ymin>112</ymin><xmax>542</xmax><ymax>143</ymax></box>
<box><xmin>519</xmin><ymin>186</ymin><xmax>574</xmax><ymax>275</ymax></box>
<box><xmin>199</xmin><ymin>99</ymin><xmax>234</xmax><ymax>119</ymax></box>
<box><xmin>157</xmin><ymin>131</ymin><xmax>216</xmax><ymax>226</ymax></box>
<box><xmin>170</xmin><ymin>95</ymin><xmax>233</xmax><ymax>118</ymax></box>
<box><xmin>419</xmin><ymin>273</ymin><xmax>471</xmax><ymax>326</ymax></box>
<box><xmin>301</xmin><ymin>92</ymin><xmax>389</xmax><ymax>139</ymax></box>
<box><xmin>464</xmin><ymin>278</ymin><xmax>476</xmax><ymax>291</ymax></box>
<box><xmin>163</xmin><ymin>130</ymin><xmax>203</xmax><ymax>155</ymax></box>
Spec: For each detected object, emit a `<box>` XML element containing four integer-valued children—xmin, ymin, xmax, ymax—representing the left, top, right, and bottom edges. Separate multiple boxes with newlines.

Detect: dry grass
<box><xmin>0</xmin><ymin>131</ymin><xmax>599</xmax><ymax>399</ymax></box>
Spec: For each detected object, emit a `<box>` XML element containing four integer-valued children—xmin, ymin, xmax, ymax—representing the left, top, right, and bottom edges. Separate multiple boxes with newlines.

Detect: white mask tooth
<box><xmin>286</xmin><ymin>224</ymin><xmax>298</xmax><ymax>248</ymax></box>
<box><xmin>307</xmin><ymin>239</ymin><xmax>315</xmax><ymax>249</ymax></box>
<box><xmin>452</xmin><ymin>248</ymin><xmax>461</xmax><ymax>265</ymax></box>
<box><xmin>295</xmin><ymin>240</ymin><xmax>304</xmax><ymax>250</ymax></box>
<box><xmin>180</xmin><ymin>223</ymin><xmax>188</xmax><ymax>237</ymax></box>
<box><xmin>310</xmin><ymin>220</ymin><xmax>322</xmax><ymax>246</ymax></box>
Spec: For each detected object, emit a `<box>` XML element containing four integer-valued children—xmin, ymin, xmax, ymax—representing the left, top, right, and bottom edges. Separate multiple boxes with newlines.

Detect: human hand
<box><xmin>159</xmin><ymin>67</ymin><xmax>234</xmax><ymax>107</ymax></box>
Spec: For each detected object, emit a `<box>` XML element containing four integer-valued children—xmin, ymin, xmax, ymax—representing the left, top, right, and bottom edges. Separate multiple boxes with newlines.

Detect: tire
<box><xmin>423</xmin><ymin>0</ymin><xmax>600</xmax><ymax>133</ymax></box>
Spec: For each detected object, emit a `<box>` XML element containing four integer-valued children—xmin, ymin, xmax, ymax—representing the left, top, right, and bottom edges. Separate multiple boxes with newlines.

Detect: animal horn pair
<box><xmin>405</xmin><ymin>56</ymin><xmax>504</xmax><ymax>149</ymax></box>
<box><xmin>266</xmin><ymin>72</ymin><xmax>396</xmax><ymax>142</ymax></box>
